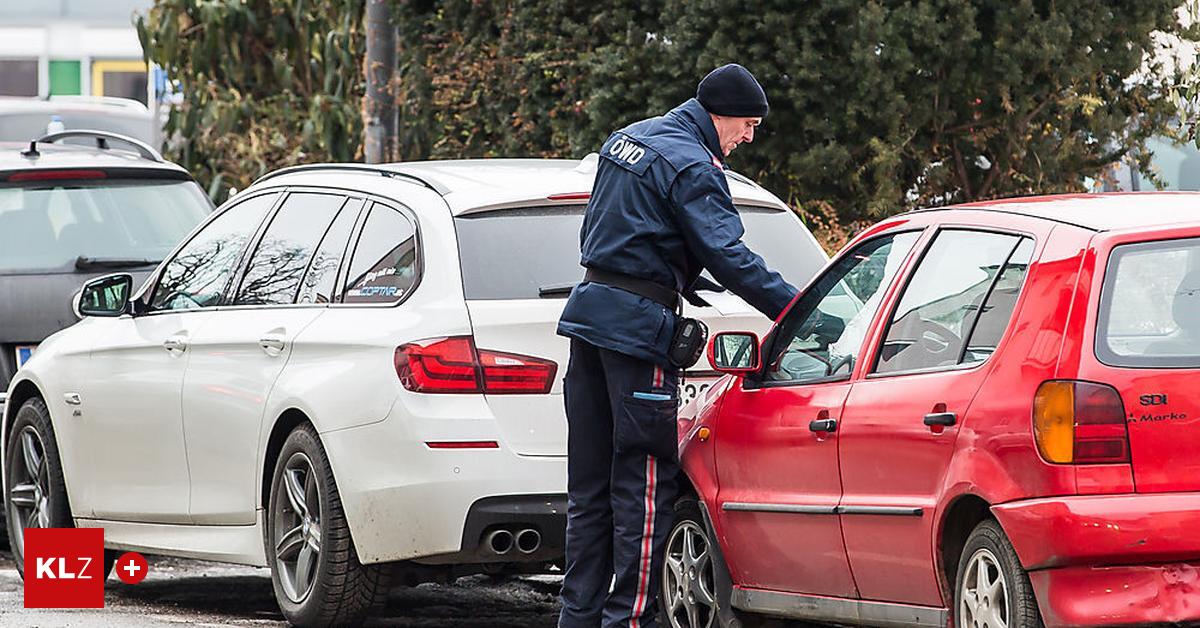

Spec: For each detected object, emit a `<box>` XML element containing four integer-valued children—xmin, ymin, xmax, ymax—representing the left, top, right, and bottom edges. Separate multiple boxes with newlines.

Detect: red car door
<box><xmin>715</xmin><ymin>230</ymin><xmax>922</xmax><ymax>596</ymax></box>
<box><xmin>837</xmin><ymin>224</ymin><xmax>1045</xmax><ymax>606</ymax></box>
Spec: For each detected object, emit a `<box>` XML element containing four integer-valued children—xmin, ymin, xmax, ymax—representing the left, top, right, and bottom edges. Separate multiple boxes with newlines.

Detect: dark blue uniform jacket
<box><xmin>557</xmin><ymin>98</ymin><xmax>798</xmax><ymax>367</ymax></box>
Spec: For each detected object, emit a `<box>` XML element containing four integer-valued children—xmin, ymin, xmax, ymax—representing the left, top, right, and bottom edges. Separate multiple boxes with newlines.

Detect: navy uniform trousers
<box><xmin>559</xmin><ymin>338</ymin><xmax>679</xmax><ymax>628</ymax></box>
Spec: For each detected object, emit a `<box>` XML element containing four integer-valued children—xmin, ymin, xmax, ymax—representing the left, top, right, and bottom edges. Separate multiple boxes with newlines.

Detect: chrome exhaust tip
<box><xmin>515</xmin><ymin>528</ymin><xmax>541</xmax><ymax>554</ymax></box>
<box><xmin>486</xmin><ymin>529</ymin><xmax>514</xmax><ymax>555</ymax></box>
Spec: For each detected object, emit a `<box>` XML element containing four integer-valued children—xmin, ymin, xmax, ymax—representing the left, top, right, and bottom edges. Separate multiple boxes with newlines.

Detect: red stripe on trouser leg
<box><xmin>653</xmin><ymin>366</ymin><xmax>663</xmax><ymax>388</ymax></box>
<box><xmin>630</xmin><ymin>455</ymin><xmax>658</xmax><ymax>628</ymax></box>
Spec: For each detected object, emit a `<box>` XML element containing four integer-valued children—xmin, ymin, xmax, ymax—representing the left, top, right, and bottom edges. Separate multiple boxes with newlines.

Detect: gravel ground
<box><xmin>0</xmin><ymin>551</ymin><xmax>561</xmax><ymax>627</ymax></box>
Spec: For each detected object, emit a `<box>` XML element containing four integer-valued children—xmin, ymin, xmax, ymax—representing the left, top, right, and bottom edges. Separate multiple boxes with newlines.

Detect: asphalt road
<box><xmin>0</xmin><ymin>551</ymin><xmax>561</xmax><ymax>627</ymax></box>
<box><xmin>0</xmin><ymin>552</ymin><xmax>830</xmax><ymax>627</ymax></box>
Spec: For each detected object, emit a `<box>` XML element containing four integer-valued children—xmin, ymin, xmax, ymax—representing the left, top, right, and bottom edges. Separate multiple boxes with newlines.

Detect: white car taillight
<box><xmin>394</xmin><ymin>336</ymin><xmax>557</xmax><ymax>394</ymax></box>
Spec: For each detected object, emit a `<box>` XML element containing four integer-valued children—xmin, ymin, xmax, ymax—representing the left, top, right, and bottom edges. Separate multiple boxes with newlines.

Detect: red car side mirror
<box><xmin>709</xmin><ymin>331</ymin><xmax>761</xmax><ymax>374</ymax></box>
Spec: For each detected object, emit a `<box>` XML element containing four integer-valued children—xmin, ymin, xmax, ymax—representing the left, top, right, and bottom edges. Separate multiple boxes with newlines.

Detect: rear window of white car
<box><xmin>0</xmin><ymin>179</ymin><xmax>211</xmax><ymax>274</ymax></box>
<box><xmin>1097</xmin><ymin>237</ymin><xmax>1200</xmax><ymax>368</ymax></box>
<box><xmin>454</xmin><ymin>204</ymin><xmax>825</xmax><ymax>300</ymax></box>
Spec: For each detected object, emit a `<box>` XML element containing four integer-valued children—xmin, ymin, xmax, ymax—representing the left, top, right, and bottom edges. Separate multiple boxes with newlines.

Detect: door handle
<box><xmin>923</xmin><ymin>412</ymin><xmax>957</xmax><ymax>427</ymax></box>
<box><xmin>259</xmin><ymin>336</ymin><xmax>286</xmax><ymax>354</ymax></box>
<box><xmin>809</xmin><ymin>418</ymin><xmax>838</xmax><ymax>433</ymax></box>
<box><xmin>163</xmin><ymin>337</ymin><xmax>188</xmax><ymax>353</ymax></box>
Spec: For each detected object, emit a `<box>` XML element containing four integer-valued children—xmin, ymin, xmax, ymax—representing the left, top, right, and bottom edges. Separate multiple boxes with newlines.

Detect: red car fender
<box><xmin>678</xmin><ymin>374</ymin><xmax>733</xmax><ymax>533</ymax></box>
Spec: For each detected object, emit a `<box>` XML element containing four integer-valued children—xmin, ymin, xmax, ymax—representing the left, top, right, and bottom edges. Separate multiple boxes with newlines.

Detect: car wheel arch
<box><xmin>3</xmin><ymin>379</ymin><xmax>44</xmax><ymax>442</ymax></box>
<box><xmin>259</xmin><ymin>408</ymin><xmax>314</xmax><ymax>510</ymax></box>
<box><xmin>3</xmin><ymin>390</ymin><xmax>80</xmax><ymax>539</ymax></box>
<box><xmin>937</xmin><ymin>493</ymin><xmax>993</xmax><ymax>604</ymax></box>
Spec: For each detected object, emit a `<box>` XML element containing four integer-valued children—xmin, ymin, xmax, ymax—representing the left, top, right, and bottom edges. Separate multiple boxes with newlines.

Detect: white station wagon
<box><xmin>3</xmin><ymin>157</ymin><xmax>826</xmax><ymax>626</ymax></box>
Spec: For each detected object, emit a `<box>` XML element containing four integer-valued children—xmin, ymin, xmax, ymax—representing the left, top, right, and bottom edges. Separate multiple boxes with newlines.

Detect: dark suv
<box><xmin>0</xmin><ymin>130</ymin><xmax>212</xmax><ymax>413</ymax></box>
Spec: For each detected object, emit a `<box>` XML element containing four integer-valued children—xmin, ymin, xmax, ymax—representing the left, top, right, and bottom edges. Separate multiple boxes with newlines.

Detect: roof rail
<box><xmin>253</xmin><ymin>164</ymin><xmax>447</xmax><ymax>195</ymax></box>
<box><xmin>27</xmin><ymin>130</ymin><xmax>163</xmax><ymax>162</ymax></box>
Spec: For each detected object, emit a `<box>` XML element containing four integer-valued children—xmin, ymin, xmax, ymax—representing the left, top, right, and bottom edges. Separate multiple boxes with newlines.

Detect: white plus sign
<box><xmin>124</xmin><ymin>561</ymin><xmax>142</xmax><ymax>577</ymax></box>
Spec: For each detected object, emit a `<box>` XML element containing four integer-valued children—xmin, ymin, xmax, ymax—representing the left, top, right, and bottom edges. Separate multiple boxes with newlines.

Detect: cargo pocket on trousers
<box><xmin>616</xmin><ymin>395</ymin><xmax>678</xmax><ymax>461</ymax></box>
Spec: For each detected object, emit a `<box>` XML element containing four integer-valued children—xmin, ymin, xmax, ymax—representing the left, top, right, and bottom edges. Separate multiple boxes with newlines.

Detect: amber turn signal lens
<box><xmin>1033</xmin><ymin>381</ymin><xmax>1075</xmax><ymax>463</ymax></box>
<box><xmin>697</xmin><ymin>427</ymin><xmax>711</xmax><ymax>442</ymax></box>
<box><xmin>1033</xmin><ymin>380</ymin><xmax>1129</xmax><ymax>465</ymax></box>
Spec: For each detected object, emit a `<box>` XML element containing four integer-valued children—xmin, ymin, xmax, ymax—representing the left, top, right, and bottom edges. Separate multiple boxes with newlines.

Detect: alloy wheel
<box><xmin>8</xmin><ymin>427</ymin><xmax>51</xmax><ymax>556</ymax></box>
<box><xmin>662</xmin><ymin>519</ymin><xmax>716</xmax><ymax>628</ymax></box>
<box><xmin>961</xmin><ymin>547</ymin><xmax>1010</xmax><ymax>628</ymax></box>
<box><xmin>273</xmin><ymin>452</ymin><xmax>323</xmax><ymax>603</ymax></box>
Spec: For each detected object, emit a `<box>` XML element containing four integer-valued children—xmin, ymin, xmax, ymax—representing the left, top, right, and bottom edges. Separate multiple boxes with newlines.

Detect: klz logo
<box><xmin>1140</xmin><ymin>394</ymin><xmax>1169</xmax><ymax>406</ymax></box>
<box><xmin>24</xmin><ymin>528</ymin><xmax>104</xmax><ymax>608</ymax></box>
<box><xmin>35</xmin><ymin>556</ymin><xmax>94</xmax><ymax>579</ymax></box>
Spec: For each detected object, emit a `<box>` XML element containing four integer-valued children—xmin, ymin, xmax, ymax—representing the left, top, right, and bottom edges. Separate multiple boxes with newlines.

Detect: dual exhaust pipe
<box><xmin>485</xmin><ymin>527</ymin><xmax>542</xmax><ymax>555</ymax></box>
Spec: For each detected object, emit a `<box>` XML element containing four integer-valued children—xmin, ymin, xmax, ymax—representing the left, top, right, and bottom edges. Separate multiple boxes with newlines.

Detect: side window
<box><xmin>961</xmin><ymin>238</ymin><xmax>1034</xmax><ymax>363</ymax></box>
<box><xmin>150</xmin><ymin>192</ymin><xmax>277</xmax><ymax>311</ymax></box>
<box><xmin>297</xmin><ymin>198</ymin><xmax>364</xmax><ymax>304</ymax></box>
<box><xmin>234</xmin><ymin>193</ymin><xmax>345</xmax><ymax>305</ymax></box>
<box><xmin>764</xmin><ymin>231</ymin><xmax>921</xmax><ymax>383</ymax></box>
<box><xmin>341</xmin><ymin>204</ymin><xmax>419</xmax><ymax>304</ymax></box>
<box><xmin>874</xmin><ymin>231</ymin><xmax>1031</xmax><ymax>375</ymax></box>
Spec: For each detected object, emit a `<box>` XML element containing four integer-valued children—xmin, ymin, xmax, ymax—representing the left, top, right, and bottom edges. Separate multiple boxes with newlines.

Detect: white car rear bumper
<box><xmin>320</xmin><ymin>401</ymin><xmax>567</xmax><ymax>565</ymax></box>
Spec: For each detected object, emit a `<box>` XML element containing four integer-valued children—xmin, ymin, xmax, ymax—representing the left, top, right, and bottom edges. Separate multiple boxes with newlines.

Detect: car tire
<box><xmin>266</xmin><ymin>423</ymin><xmax>390</xmax><ymax>627</ymax></box>
<box><xmin>956</xmin><ymin>519</ymin><xmax>1043</xmax><ymax>628</ymax></box>
<box><xmin>659</xmin><ymin>498</ymin><xmax>774</xmax><ymax>628</ymax></box>
<box><xmin>5</xmin><ymin>397</ymin><xmax>73</xmax><ymax>579</ymax></box>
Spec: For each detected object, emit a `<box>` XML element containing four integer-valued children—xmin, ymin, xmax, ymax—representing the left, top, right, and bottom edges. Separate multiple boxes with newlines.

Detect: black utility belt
<box><xmin>583</xmin><ymin>268</ymin><xmax>708</xmax><ymax>369</ymax></box>
<box><xmin>584</xmin><ymin>268</ymin><xmax>678</xmax><ymax>309</ymax></box>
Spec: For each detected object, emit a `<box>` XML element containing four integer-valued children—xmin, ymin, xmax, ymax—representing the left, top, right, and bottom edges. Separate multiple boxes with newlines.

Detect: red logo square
<box><xmin>23</xmin><ymin>528</ymin><xmax>105</xmax><ymax>608</ymax></box>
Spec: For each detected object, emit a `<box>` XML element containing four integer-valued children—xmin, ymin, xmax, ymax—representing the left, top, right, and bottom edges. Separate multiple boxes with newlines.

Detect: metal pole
<box><xmin>364</xmin><ymin>0</ymin><xmax>395</xmax><ymax>164</ymax></box>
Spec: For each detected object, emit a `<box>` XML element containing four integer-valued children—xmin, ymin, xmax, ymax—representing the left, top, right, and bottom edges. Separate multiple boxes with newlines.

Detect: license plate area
<box><xmin>679</xmin><ymin>377</ymin><xmax>717</xmax><ymax>407</ymax></box>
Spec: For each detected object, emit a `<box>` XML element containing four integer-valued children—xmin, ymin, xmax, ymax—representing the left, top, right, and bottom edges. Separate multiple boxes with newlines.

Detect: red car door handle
<box><xmin>809</xmin><ymin>418</ymin><xmax>838</xmax><ymax>433</ymax></box>
<box><xmin>923</xmin><ymin>412</ymin><xmax>957</xmax><ymax>427</ymax></box>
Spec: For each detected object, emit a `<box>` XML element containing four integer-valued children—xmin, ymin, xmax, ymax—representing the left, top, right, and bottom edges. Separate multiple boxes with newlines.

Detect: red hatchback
<box><xmin>664</xmin><ymin>193</ymin><xmax>1200</xmax><ymax>628</ymax></box>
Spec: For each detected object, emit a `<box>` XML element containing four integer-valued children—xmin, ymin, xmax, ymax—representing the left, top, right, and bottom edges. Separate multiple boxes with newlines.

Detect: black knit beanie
<box><xmin>696</xmin><ymin>64</ymin><xmax>769</xmax><ymax>117</ymax></box>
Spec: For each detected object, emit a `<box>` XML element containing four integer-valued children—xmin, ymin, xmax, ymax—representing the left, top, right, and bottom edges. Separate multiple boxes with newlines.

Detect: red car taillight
<box><xmin>395</xmin><ymin>336</ymin><xmax>557</xmax><ymax>394</ymax></box>
<box><xmin>1033</xmin><ymin>380</ymin><xmax>1129</xmax><ymax>464</ymax></box>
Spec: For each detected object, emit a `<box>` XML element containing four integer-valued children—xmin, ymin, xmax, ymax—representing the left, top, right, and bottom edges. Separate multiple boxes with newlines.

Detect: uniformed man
<box><xmin>557</xmin><ymin>64</ymin><xmax>799</xmax><ymax>628</ymax></box>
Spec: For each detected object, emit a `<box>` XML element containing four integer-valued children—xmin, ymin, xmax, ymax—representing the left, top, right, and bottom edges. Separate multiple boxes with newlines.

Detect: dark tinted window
<box><xmin>874</xmin><ymin>231</ymin><xmax>1026</xmax><ymax>375</ymax></box>
<box><xmin>456</xmin><ymin>206</ymin><xmax>586</xmax><ymax>299</ymax></box>
<box><xmin>342</xmin><ymin>204</ymin><xmax>418</xmax><ymax>304</ymax></box>
<box><xmin>298</xmin><ymin>198</ymin><xmax>364</xmax><ymax>305</ymax></box>
<box><xmin>764</xmin><ymin>232</ymin><xmax>920</xmax><ymax>384</ymax></box>
<box><xmin>151</xmin><ymin>192</ymin><xmax>277</xmax><ymax>311</ymax></box>
<box><xmin>235</xmin><ymin>193</ymin><xmax>346</xmax><ymax>305</ymax></box>
<box><xmin>454</xmin><ymin>205</ymin><xmax>824</xmax><ymax>300</ymax></box>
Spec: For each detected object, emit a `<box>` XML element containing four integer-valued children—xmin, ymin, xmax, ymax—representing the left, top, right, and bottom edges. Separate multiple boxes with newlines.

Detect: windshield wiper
<box><xmin>75</xmin><ymin>256</ymin><xmax>161</xmax><ymax>270</ymax></box>
<box><xmin>539</xmin><ymin>283</ymin><xmax>577</xmax><ymax>298</ymax></box>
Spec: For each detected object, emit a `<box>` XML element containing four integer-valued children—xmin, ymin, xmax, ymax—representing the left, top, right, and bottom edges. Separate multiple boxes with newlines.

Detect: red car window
<box><xmin>874</xmin><ymin>230</ymin><xmax>1033</xmax><ymax>375</ymax></box>
<box><xmin>1097</xmin><ymin>236</ymin><xmax>1200</xmax><ymax>368</ymax></box>
<box><xmin>763</xmin><ymin>231</ymin><xmax>920</xmax><ymax>384</ymax></box>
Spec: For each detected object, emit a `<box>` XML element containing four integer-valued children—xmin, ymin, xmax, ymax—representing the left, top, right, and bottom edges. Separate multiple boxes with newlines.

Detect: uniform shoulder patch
<box><xmin>600</xmin><ymin>134</ymin><xmax>659</xmax><ymax>175</ymax></box>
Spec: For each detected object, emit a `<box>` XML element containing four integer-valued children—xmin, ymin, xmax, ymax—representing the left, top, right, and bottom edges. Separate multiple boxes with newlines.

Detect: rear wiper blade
<box><xmin>75</xmin><ymin>256</ymin><xmax>161</xmax><ymax>270</ymax></box>
<box><xmin>539</xmin><ymin>283</ymin><xmax>577</xmax><ymax>298</ymax></box>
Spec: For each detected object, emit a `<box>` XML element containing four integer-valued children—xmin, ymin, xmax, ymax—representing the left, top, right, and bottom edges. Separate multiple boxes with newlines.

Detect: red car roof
<box><xmin>917</xmin><ymin>192</ymin><xmax>1200</xmax><ymax>232</ymax></box>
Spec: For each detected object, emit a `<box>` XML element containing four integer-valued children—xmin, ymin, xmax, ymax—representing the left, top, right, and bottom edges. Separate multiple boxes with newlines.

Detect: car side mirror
<box><xmin>709</xmin><ymin>331</ymin><xmax>760</xmax><ymax>374</ymax></box>
<box><xmin>76</xmin><ymin>273</ymin><xmax>133</xmax><ymax>318</ymax></box>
